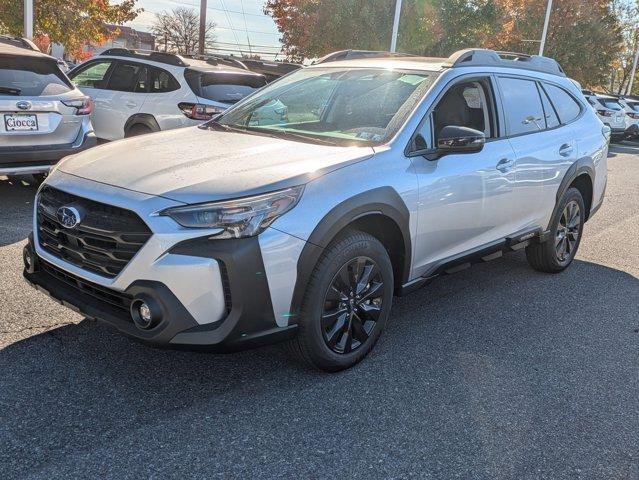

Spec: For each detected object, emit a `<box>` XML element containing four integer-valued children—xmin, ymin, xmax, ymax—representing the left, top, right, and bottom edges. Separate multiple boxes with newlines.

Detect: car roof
<box><xmin>98</xmin><ymin>54</ymin><xmax>263</xmax><ymax>76</ymax></box>
<box><xmin>0</xmin><ymin>43</ymin><xmax>57</xmax><ymax>61</ymax></box>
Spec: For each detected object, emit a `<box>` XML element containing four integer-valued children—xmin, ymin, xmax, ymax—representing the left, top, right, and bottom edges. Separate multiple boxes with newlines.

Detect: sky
<box><xmin>125</xmin><ymin>0</ymin><xmax>283</xmax><ymax>59</ymax></box>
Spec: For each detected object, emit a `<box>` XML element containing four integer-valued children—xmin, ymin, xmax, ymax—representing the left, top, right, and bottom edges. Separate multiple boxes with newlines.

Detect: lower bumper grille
<box><xmin>37</xmin><ymin>186</ymin><xmax>152</xmax><ymax>278</ymax></box>
<box><xmin>40</xmin><ymin>259</ymin><xmax>132</xmax><ymax>313</ymax></box>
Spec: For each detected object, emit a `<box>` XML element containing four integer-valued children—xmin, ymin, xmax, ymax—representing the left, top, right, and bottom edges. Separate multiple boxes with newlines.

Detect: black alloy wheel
<box><xmin>321</xmin><ymin>256</ymin><xmax>384</xmax><ymax>354</ymax></box>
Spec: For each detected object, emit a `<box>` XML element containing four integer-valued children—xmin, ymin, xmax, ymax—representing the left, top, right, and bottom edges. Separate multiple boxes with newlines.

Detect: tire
<box><xmin>125</xmin><ymin>124</ymin><xmax>153</xmax><ymax>138</ymax></box>
<box><xmin>526</xmin><ymin>187</ymin><xmax>585</xmax><ymax>273</ymax></box>
<box><xmin>289</xmin><ymin>230</ymin><xmax>394</xmax><ymax>372</ymax></box>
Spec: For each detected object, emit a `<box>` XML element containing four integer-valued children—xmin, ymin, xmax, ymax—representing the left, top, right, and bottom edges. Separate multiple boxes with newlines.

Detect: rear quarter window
<box><xmin>184</xmin><ymin>69</ymin><xmax>267</xmax><ymax>104</ymax></box>
<box><xmin>543</xmin><ymin>83</ymin><xmax>582</xmax><ymax>123</ymax></box>
<box><xmin>0</xmin><ymin>56</ymin><xmax>72</xmax><ymax>96</ymax></box>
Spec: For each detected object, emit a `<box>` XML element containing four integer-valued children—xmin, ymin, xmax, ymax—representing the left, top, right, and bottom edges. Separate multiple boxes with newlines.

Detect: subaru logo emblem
<box><xmin>56</xmin><ymin>206</ymin><xmax>82</xmax><ymax>229</ymax></box>
<box><xmin>16</xmin><ymin>101</ymin><xmax>31</xmax><ymax>111</ymax></box>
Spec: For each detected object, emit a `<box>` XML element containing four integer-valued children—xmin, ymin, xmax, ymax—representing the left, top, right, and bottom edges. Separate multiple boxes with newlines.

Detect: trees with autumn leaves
<box><xmin>265</xmin><ymin>0</ymin><xmax>638</xmax><ymax>92</ymax></box>
<box><xmin>0</xmin><ymin>0</ymin><xmax>141</xmax><ymax>58</ymax></box>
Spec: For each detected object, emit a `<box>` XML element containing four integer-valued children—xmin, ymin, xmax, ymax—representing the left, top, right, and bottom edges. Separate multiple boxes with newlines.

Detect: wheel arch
<box><xmin>124</xmin><ymin>114</ymin><xmax>160</xmax><ymax>136</ymax></box>
<box><xmin>555</xmin><ymin>159</ymin><xmax>595</xmax><ymax>223</ymax></box>
<box><xmin>288</xmin><ymin>187</ymin><xmax>412</xmax><ymax>322</ymax></box>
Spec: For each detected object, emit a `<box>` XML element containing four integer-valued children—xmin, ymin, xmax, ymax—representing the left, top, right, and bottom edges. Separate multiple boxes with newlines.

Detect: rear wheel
<box><xmin>289</xmin><ymin>230</ymin><xmax>394</xmax><ymax>372</ymax></box>
<box><xmin>526</xmin><ymin>187</ymin><xmax>585</xmax><ymax>273</ymax></box>
<box><xmin>125</xmin><ymin>124</ymin><xmax>153</xmax><ymax>138</ymax></box>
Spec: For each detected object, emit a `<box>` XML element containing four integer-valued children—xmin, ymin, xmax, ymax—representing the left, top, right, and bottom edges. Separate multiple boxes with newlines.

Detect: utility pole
<box><xmin>390</xmin><ymin>0</ymin><xmax>403</xmax><ymax>53</ymax></box>
<box><xmin>627</xmin><ymin>34</ymin><xmax>639</xmax><ymax>95</ymax></box>
<box><xmin>23</xmin><ymin>0</ymin><xmax>34</xmax><ymax>39</ymax></box>
<box><xmin>198</xmin><ymin>0</ymin><xmax>207</xmax><ymax>55</ymax></box>
<box><xmin>538</xmin><ymin>0</ymin><xmax>553</xmax><ymax>56</ymax></box>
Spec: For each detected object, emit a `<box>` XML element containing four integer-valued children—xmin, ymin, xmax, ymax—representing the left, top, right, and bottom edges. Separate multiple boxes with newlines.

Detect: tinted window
<box><xmin>70</xmin><ymin>60</ymin><xmax>112</xmax><ymax>89</ymax></box>
<box><xmin>150</xmin><ymin>68</ymin><xmax>179</xmax><ymax>93</ymax></box>
<box><xmin>538</xmin><ymin>86</ymin><xmax>560</xmax><ymax>128</ymax></box>
<box><xmin>106</xmin><ymin>61</ymin><xmax>144</xmax><ymax>92</ymax></box>
<box><xmin>544</xmin><ymin>84</ymin><xmax>581</xmax><ymax>123</ymax></box>
<box><xmin>0</xmin><ymin>56</ymin><xmax>72</xmax><ymax>96</ymax></box>
<box><xmin>185</xmin><ymin>69</ymin><xmax>267</xmax><ymax>104</ymax></box>
<box><xmin>498</xmin><ymin>77</ymin><xmax>545</xmax><ymax>135</ymax></box>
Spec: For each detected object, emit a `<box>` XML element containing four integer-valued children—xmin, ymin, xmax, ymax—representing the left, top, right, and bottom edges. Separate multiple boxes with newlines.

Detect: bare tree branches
<box><xmin>152</xmin><ymin>7</ymin><xmax>216</xmax><ymax>55</ymax></box>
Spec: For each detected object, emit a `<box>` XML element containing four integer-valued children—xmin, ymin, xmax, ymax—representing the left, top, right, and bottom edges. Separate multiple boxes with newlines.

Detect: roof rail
<box><xmin>314</xmin><ymin>49</ymin><xmax>416</xmax><ymax>64</ymax></box>
<box><xmin>99</xmin><ymin>48</ymin><xmax>188</xmax><ymax>67</ymax></box>
<box><xmin>0</xmin><ymin>35</ymin><xmax>40</xmax><ymax>52</ymax></box>
<box><xmin>185</xmin><ymin>53</ymin><xmax>248</xmax><ymax>70</ymax></box>
<box><xmin>443</xmin><ymin>48</ymin><xmax>566</xmax><ymax>77</ymax></box>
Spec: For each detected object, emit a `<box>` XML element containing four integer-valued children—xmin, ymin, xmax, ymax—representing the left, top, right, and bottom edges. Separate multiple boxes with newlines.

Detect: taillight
<box><xmin>627</xmin><ymin>112</ymin><xmax>639</xmax><ymax>120</ymax></box>
<box><xmin>62</xmin><ymin>96</ymin><xmax>92</xmax><ymax>115</ymax></box>
<box><xmin>178</xmin><ymin>102</ymin><xmax>225</xmax><ymax>121</ymax></box>
<box><xmin>597</xmin><ymin>109</ymin><xmax>613</xmax><ymax>117</ymax></box>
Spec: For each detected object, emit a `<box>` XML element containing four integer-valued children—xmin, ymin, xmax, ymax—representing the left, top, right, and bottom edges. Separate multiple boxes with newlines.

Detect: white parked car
<box><xmin>67</xmin><ymin>49</ymin><xmax>267</xmax><ymax>140</ymax></box>
<box><xmin>617</xmin><ymin>96</ymin><xmax>639</xmax><ymax>140</ymax></box>
<box><xmin>583</xmin><ymin>92</ymin><xmax>628</xmax><ymax>141</ymax></box>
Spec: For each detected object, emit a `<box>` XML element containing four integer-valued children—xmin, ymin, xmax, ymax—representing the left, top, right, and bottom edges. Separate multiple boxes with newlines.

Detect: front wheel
<box><xmin>289</xmin><ymin>230</ymin><xmax>394</xmax><ymax>372</ymax></box>
<box><xmin>526</xmin><ymin>187</ymin><xmax>585</xmax><ymax>273</ymax></box>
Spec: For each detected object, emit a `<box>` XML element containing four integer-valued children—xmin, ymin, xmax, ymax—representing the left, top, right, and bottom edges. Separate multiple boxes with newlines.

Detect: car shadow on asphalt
<box><xmin>608</xmin><ymin>140</ymin><xmax>639</xmax><ymax>156</ymax></box>
<box><xmin>0</xmin><ymin>176</ymin><xmax>38</xmax><ymax>247</ymax></box>
<box><xmin>1</xmin><ymin>252</ymin><xmax>638</xmax><ymax>478</ymax></box>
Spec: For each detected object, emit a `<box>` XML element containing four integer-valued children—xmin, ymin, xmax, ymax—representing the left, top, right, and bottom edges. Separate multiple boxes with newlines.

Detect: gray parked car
<box><xmin>24</xmin><ymin>49</ymin><xmax>608</xmax><ymax>371</ymax></box>
<box><xmin>0</xmin><ymin>43</ymin><xmax>96</xmax><ymax>182</ymax></box>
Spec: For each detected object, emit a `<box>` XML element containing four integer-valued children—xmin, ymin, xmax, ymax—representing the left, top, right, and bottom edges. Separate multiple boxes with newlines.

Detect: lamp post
<box><xmin>390</xmin><ymin>0</ymin><xmax>403</xmax><ymax>53</ymax></box>
<box><xmin>198</xmin><ymin>0</ymin><xmax>207</xmax><ymax>55</ymax></box>
<box><xmin>24</xmin><ymin>0</ymin><xmax>34</xmax><ymax>39</ymax></box>
<box><xmin>539</xmin><ymin>0</ymin><xmax>553</xmax><ymax>56</ymax></box>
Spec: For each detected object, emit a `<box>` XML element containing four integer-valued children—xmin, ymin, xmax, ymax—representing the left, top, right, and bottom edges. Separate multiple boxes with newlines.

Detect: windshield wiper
<box><xmin>0</xmin><ymin>86</ymin><xmax>21</xmax><ymax>95</ymax></box>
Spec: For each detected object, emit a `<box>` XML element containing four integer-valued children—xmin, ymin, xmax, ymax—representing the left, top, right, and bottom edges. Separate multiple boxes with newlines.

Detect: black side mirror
<box><xmin>437</xmin><ymin>125</ymin><xmax>485</xmax><ymax>154</ymax></box>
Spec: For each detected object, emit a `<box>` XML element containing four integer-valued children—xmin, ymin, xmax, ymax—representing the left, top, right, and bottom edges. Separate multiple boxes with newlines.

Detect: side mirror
<box><xmin>437</xmin><ymin>125</ymin><xmax>485</xmax><ymax>154</ymax></box>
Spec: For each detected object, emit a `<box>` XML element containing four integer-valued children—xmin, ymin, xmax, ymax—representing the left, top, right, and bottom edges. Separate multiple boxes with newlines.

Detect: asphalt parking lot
<box><xmin>1</xmin><ymin>143</ymin><xmax>638</xmax><ymax>479</ymax></box>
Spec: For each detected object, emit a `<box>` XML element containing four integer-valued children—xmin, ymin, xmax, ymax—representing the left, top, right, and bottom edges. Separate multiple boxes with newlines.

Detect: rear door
<box><xmin>496</xmin><ymin>75</ymin><xmax>576</xmax><ymax>230</ymax></box>
<box><xmin>97</xmin><ymin>60</ymin><xmax>148</xmax><ymax>140</ymax></box>
<box><xmin>0</xmin><ymin>54</ymin><xmax>81</xmax><ymax>149</ymax></box>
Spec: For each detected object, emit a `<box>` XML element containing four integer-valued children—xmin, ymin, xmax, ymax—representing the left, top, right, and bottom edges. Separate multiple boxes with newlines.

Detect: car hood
<box><xmin>60</xmin><ymin>126</ymin><xmax>375</xmax><ymax>204</ymax></box>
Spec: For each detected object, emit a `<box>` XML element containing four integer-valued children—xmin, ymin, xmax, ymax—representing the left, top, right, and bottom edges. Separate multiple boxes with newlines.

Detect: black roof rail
<box><xmin>444</xmin><ymin>48</ymin><xmax>566</xmax><ymax>77</ymax></box>
<box><xmin>239</xmin><ymin>58</ymin><xmax>302</xmax><ymax>82</ymax></box>
<box><xmin>99</xmin><ymin>48</ymin><xmax>188</xmax><ymax>67</ymax></box>
<box><xmin>0</xmin><ymin>35</ymin><xmax>40</xmax><ymax>52</ymax></box>
<box><xmin>186</xmin><ymin>53</ymin><xmax>249</xmax><ymax>70</ymax></box>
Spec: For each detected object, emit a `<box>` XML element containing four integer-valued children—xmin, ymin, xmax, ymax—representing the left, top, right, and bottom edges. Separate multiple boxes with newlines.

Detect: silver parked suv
<box><xmin>0</xmin><ymin>43</ymin><xmax>96</xmax><ymax>180</ymax></box>
<box><xmin>24</xmin><ymin>49</ymin><xmax>608</xmax><ymax>371</ymax></box>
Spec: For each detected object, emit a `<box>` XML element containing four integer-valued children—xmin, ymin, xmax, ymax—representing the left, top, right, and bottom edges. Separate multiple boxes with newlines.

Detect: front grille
<box><xmin>40</xmin><ymin>259</ymin><xmax>132</xmax><ymax>313</ymax></box>
<box><xmin>37</xmin><ymin>186</ymin><xmax>152</xmax><ymax>278</ymax></box>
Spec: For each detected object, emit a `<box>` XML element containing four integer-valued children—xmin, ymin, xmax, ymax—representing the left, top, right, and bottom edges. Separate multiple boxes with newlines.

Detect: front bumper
<box><xmin>0</xmin><ymin>130</ymin><xmax>97</xmax><ymax>175</ymax></box>
<box><xmin>23</xmin><ymin>234</ymin><xmax>298</xmax><ymax>351</ymax></box>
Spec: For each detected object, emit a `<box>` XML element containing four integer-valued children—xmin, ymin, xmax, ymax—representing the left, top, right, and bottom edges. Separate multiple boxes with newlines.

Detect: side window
<box><xmin>432</xmin><ymin>79</ymin><xmax>494</xmax><ymax>142</ymax></box>
<box><xmin>543</xmin><ymin>84</ymin><xmax>582</xmax><ymax>124</ymax></box>
<box><xmin>106</xmin><ymin>61</ymin><xmax>143</xmax><ymax>92</ymax></box>
<box><xmin>538</xmin><ymin>85</ymin><xmax>560</xmax><ymax>129</ymax></box>
<box><xmin>498</xmin><ymin>77</ymin><xmax>545</xmax><ymax>135</ymax></box>
<box><xmin>149</xmin><ymin>68</ymin><xmax>179</xmax><ymax>93</ymax></box>
<box><xmin>69</xmin><ymin>60</ymin><xmax>113</xmax><ymax>89</ymax></box>
<box><xmin>135</xmin><ymin>67</ymin><xmax>148</xmax><ymax>93</ymax></box>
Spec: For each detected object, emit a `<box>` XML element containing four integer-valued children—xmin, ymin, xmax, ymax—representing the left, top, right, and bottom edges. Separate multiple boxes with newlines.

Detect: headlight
<box><xmin>160</xmin><ymin>185</ymin><xmax>304</xmax><ymax>238</ymax></box>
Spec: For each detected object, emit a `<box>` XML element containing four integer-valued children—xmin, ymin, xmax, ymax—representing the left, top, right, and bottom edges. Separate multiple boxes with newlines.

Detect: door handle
<box><xmin>125</xmin><ymin>101</ymin><xmax>137</xmax><ymax>108</ymax></box>
<box><xmin>496</xmin><ymin>158</ymin><xmax>514</xmax><ymax>172</ymax></box>
<box><xmin>559</xmin><ymin>143</ymin><xmax>573</xmax><ymax>157</ymax></box>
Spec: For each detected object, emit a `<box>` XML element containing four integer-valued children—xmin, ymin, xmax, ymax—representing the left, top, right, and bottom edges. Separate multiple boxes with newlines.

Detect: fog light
<box><xmin>130</xmin><ymin>297</ymin><xmax>162</xmax><ymax>330</ymax></box>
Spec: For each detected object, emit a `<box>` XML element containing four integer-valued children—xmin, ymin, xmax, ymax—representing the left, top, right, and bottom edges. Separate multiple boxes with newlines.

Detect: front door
<box><xmin>410</xmin><ymin>76</ymin><xmax>517</xmax><ymax>276</ymax></box>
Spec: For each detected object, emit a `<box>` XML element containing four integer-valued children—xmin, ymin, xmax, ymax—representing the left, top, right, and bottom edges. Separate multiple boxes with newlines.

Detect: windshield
<box><xmin>0</xmin><ymin>56</ymin><xmax>72</xmax><ymax>96</ymax></box>
<box><xmin>214</xmin><ymin>67</ymin><xmax>435</xmax><ymax>146</ymax></box>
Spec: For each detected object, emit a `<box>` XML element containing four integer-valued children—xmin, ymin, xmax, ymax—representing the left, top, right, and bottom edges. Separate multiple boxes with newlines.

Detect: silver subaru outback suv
<box><xmin>24</xmin><ymin>49</ymin><xmax>608</xmax><ymax>371</ymax></box>
<box><xmin>0</xmin><ymin>42</ymin><xmax>96</xmax><ymax>181</ymax></box>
